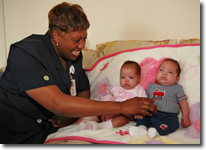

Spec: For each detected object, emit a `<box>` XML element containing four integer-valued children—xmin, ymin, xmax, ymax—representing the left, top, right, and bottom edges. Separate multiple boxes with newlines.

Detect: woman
<box><xmin>0</xmin><ymin>2</ymin><xmax>158</xmax><ymax>144</ymax></box>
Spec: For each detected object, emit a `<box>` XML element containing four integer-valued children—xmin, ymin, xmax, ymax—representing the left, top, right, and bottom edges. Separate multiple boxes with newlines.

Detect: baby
<box><xmin>129</xmin><ymin>58</ymin><xmax>191</xmax><ymax>138</ymax></box>
<box><xmin>79</xmin><ymin>60</ymin><xmax>147</xmax><ymax>130</ymax></box>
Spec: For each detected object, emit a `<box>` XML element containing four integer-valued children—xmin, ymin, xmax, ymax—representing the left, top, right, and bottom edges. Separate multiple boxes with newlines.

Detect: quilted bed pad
<box><xmin>45</xmin><ymin>44</ymin><xmax>200</xmax><ymax>144</ymax></box>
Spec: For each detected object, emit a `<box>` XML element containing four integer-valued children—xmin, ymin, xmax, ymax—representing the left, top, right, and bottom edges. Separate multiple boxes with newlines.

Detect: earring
<box><xmin>56</xmin><ymin>42</ymin><xmax>59</xmax><ymax>46</ymax></box>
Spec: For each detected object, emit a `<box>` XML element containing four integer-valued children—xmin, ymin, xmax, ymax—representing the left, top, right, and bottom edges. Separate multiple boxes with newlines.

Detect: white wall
<box><xmin>0</xmin><ymin>0</ymin><xmax>6</xmax><ymax>68</ymax></box>
<box><xmin>0</xmin><ymin>0</ymin><xmax>200</xmax><ymax>68</ymax></box>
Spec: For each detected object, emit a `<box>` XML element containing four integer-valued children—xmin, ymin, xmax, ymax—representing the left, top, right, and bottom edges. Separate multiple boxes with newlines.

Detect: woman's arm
<box><xmin>77</xmin><ymin>89</ymin><xmax>99</xmax><ymax>122</ymax></box>
<box><xmin>77</xmin><ymin>89</ymin><xmax>90</xmax><ymax>99</ymax></box>
<box><xmin>26</xmin><ymin>85</ymin><xmax>158</xmax><ymax>118</ymax></box>
<box><xmin>48</xmin><ymin>89</ymin><xmax>91</xmax><ymax>128</ymax></box>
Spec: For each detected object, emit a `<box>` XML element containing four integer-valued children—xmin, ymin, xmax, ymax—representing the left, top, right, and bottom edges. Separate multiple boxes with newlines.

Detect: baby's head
<box><xmin>156</xmin><ymin>58</ymin><xmax>181</xmax><ymax>85</ymax></box>
<box><xmin>120</xmin><ymin>60</ymin><xmax>141</xmax><ymax>90</ymax></box>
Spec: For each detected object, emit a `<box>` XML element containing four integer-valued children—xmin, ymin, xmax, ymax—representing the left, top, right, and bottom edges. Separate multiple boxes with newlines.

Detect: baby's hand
<box><xmin>181</xmin><ymin>116</ymin><xmax>191</xmax><ymax>128</ymax></box>
<box><xmin>134</xmin><ymin>114</ymin><xmax>144</xmax><ymax>119</ymax></box>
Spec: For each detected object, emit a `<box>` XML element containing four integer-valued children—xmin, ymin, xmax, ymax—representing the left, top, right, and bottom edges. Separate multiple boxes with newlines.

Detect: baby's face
<box><xmin>120</xmin><ymin>66</ymin><xmax>141</xmax><ymax>90</ymax></box>
<box><xmin>156</xmin><ymin>61</ymin><xmax>179</xmax><ymax>85</ymax></box>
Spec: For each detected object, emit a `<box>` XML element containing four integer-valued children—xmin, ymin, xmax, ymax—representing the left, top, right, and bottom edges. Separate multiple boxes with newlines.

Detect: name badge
<box><xmin>70</xmin><ymin>79</ymin><xmax>76</xmax><ymax>96</ymax></box>
<box><xmin>69</xmin><ymin>65</ymin><xmax>76</xmax><ymax>96</ymax></box>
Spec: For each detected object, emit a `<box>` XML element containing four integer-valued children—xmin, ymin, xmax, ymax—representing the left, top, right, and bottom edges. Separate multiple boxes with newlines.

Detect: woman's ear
<box><xmin>52</xmin><ymin>30</ymin><xmax>60</xmax><ymax>43</ymax></box>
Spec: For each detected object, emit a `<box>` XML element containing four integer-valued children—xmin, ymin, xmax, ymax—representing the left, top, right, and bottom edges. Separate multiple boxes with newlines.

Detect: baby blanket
<box><xmin>45</xmin><ymin>44</ymin><xmax>200</xmax><ymax>144</ymax></box>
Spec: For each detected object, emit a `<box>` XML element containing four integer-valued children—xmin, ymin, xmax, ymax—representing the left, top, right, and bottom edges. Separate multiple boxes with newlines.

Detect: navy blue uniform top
<box><xmin>0</xmin><ymin>32</ymin><xmax>90</xmax><ymax>143</ymax></box>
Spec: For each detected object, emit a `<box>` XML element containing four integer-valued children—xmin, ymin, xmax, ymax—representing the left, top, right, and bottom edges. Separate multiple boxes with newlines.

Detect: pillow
<box><xmin>81</xmin><ymin>48</ymin><xmax>100</xmax><ymax>69</ymax></box>
<box><xmin>96</xmin><ymin>39</ymin><xmax>178</xmax><ymax>58</ymax></box>
<box><xmin>86</xmin><ymin>44</ymin><xmax>200</xmax><ymax>124</ymax></box>
<box><xmin>179</xmin><ymin>38</ymin><xmax>200</xmax><ymax>44</ymax></box>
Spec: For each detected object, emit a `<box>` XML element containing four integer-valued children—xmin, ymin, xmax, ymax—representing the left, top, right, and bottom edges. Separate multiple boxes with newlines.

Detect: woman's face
<box><xmin>53</xmin><ymin>30</ymin><xmax>87</xmax><ymax>60</ymax></box>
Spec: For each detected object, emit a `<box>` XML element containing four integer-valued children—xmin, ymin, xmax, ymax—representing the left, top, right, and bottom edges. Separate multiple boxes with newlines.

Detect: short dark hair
<box><xmin>121</xmin><ymin>60</ymin><xmax>141</xmax><ymax>76</ymax></box>
<box><xmin>48</xmin><ymin>2</ymin><xmax>90</xmax><ymax>35</ymax></box>
<box><xmin>160</xmin><ymin>58</ymin><xmax>181</xmax><ymax>76</ymax></box>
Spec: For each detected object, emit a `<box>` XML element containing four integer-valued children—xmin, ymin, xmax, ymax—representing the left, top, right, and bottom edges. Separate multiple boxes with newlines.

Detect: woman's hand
<box><xmin>48</xmin><ymin>116</ymin><xmax>79</xmax><ymax>128</ymax></box>
<box><xmin>120</xmin><ymin>97</ymin><xmax>158</xmax><ymax>117</ymax></box>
